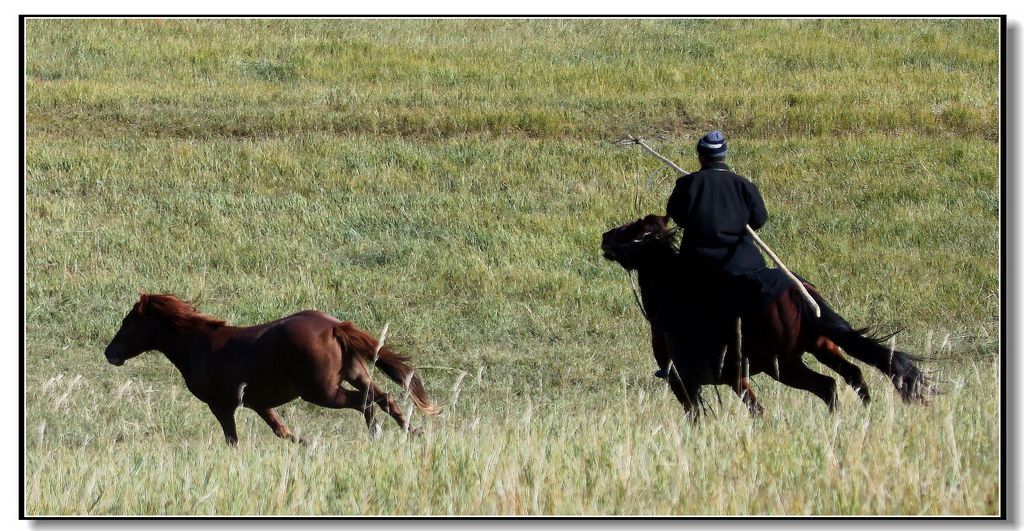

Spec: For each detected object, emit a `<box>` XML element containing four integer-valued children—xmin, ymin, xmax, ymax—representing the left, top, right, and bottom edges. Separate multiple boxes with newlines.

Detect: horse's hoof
<box><xmin>654</xmin><ymin>368</ymin><xmax>669</xmax><ymax>379</ymax></box>
<box><xmin>407</xmin><ymin>426</ymin><xmax>423</xmax><ymax>437</ymax></box>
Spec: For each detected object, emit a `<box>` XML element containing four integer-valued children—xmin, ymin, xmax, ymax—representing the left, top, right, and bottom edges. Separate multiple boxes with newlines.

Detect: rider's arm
<box><xmin>666</xmin><ymin>176</ymin><xmax>692</xmax><ymax>228</ymax></box>
<box><xmin>746</xmin><ymin>180</ymin><xmax>768</xmax><ymax>230</ymax></box>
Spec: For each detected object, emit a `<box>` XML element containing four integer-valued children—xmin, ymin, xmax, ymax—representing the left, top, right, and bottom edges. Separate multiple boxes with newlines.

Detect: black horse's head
<box><xmin>601</xmin><ymin>214</ymin><xmax>676</xmax><ymax>270</ymax></box>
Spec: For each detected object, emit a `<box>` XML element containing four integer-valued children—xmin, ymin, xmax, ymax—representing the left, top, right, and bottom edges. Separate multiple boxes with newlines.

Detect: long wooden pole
<box><xmin>625</xmin><ymin>136</ymin><xmax>821</xmax><ymax>318</ymax></box>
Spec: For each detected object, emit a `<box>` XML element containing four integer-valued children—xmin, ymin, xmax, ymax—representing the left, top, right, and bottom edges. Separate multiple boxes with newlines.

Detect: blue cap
<box><xmin>696</xmin><ymin>130</ymin><xmax>727</xmax><ymax>159</ymax></box>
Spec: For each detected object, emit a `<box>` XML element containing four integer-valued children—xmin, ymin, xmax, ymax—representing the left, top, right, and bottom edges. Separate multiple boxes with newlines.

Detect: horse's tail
<box><xmin>799</xmin><ymin>286</ymin><xmax>930</xmax><ymax>402</ymax></box>
<box><xmin>333</xmin><ymin>322</ymin><xmax>441</xmax><ymax>416</ymax></box>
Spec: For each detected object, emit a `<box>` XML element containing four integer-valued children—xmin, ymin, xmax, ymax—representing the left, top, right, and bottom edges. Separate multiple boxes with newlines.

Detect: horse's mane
<box><xmin>139</xmin><ymin>293</ymin><xmax>227</xmax><ymax>329</ymax></box>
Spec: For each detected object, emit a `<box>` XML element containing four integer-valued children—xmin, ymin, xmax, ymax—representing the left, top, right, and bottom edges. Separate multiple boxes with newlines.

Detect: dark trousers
<box><xmin>672</xmin><ymin>264</ymin><xmax>765</xmax><ymax>382</ymax></box>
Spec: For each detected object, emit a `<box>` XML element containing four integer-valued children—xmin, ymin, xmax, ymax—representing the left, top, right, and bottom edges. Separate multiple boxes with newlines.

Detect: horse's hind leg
<box><xmin>348</xmin><ymin>365</ymin><xmax>416</xmax><ymax>435</ymax></box>
<box><xmin>773</xmin><ymin>359</ymin><xmax>839</xmax><ymax>412</ymax></box>
<box><xmin>809</xmin><ymin>338</ymin><xmax>871</xmax><ymax>405</ymax></box>
<box><xmin>298</xmin><ymin>383</ymin><xmax>381</xmax><ymax>437</ymax></box>
<box><xmin>256</xmin><ymin>408</ymin><xmax>305</xmax><ymax>444</ymax></box>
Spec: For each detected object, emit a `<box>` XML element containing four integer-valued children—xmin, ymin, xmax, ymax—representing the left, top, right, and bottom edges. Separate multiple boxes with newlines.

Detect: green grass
<box><xmin>24</xmin><ymin>18</ymin><xmax>1000</xmax><ymax>516</ymax></box>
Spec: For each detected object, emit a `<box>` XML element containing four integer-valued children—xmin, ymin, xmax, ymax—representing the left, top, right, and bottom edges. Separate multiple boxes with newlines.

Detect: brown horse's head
<box><xmin>104</xmin><ymin>294</ymin><xmax>157</xmax><ymax>366</ymax></box>
<box><xmin>104</xmin><ymin>293</ymin><xmax>224</xmax><ymax>366</ymax></box>
<box><xmin>601</xmin><ymin>214</ymin><xmax>673</xmax><ymax>270</ymax></box>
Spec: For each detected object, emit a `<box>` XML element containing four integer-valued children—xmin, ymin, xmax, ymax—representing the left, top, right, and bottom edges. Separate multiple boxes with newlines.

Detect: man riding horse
<box><xmin>654</xmin><ymin>130</ymin><xmax>770</xmax><ymax>379</ymax></box>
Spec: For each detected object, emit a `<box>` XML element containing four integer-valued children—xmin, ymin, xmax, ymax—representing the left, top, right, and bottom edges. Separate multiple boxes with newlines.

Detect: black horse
<box><xmin>602</xmin><ymin>214</ymin><xmax>929</xmax><ymax>415</ymax></box>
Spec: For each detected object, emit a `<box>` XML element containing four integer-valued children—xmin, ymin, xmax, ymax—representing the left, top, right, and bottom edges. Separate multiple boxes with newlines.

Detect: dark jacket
<box><xmin>666</xmin><ymin>161</ymin><xmax>768</xmax><ymax>276</ymax></box>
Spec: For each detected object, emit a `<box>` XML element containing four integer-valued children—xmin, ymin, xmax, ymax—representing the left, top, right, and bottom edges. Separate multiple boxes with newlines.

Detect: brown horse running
<box><xmin>104</xmin><ymin>294</ymin><xmax>439</xmax><ymax>444</ymax></box>
<box><xmin>601</xmin><ymin>215</ymin><xmax>929</xmax><ymax>416</ymax></box>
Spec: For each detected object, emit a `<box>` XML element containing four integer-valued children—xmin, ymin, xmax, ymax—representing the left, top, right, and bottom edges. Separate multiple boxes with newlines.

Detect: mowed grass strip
<box><xmin>26</xmin><ymin>19</ymin><xmax>997</xmax><ymax>140</ymax></box>
<box><xmin>24</xmin><ymin>18</ymin><xmax>1000</xmax><ymax>515</ymax></box>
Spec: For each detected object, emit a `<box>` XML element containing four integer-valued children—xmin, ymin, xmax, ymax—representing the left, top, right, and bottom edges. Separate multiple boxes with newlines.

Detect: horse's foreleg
<box><xmin>255</xmin><ymin>408</ymin><xmax>305</xmax><ymax>444</ymax></box>
<box><xmin>732</xmin><ymin>378</ymin><xmax>764</xmax><ymax>416</ymax></box>
<box><xmin>659</xmin><ymin>333</ymin><xmax>703</xmax><ymax>417</ymax></box>
<box><xmin>650</xmin><ymin>324</ymin><xmax>670</xmax><ymax>373</ymax></box>
<box><xmin>663</xmin><ymin>363</ymin><xmax>702</xmax><ymax>420</ymax></box>
<box><xmin>208</xmin><ymin>404</ymin><xmax>239</xmax><ymax>446</ymax></box>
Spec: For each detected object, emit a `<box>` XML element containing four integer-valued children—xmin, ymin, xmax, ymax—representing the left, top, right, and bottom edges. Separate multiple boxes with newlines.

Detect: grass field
<box><xmin>23</xmin><ymin>18</ymin><xmax>1000</xmax><ymax>516</ymax></box>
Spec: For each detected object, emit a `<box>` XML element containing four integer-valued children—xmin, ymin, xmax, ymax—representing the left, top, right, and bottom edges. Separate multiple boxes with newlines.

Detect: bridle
<box><xmin>627</xmin><ymin>268</ymin><xmax>650</xmax><ymax>321</ymax></box>
<box><xmin>611</xmin><ymin>225</ymin><xmax>680</xmax><ymax>323</ymax></box>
